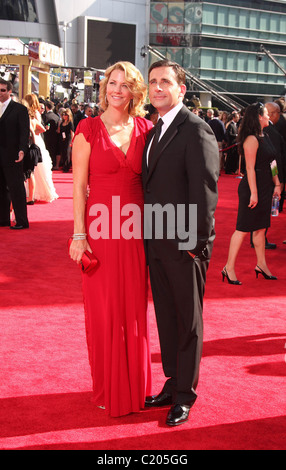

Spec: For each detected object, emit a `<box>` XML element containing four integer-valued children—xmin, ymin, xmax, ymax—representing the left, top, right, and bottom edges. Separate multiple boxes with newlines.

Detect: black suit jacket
<box><xmin>0</xmin><ymin>100</ymin><xmax>30</xmax><ymax>167</ymax></box>
<box><xmin>142</xmin><ymin>105</ymin><xmax>219</xmax><ymax>261</ymax></box>
<box><xmin>264</xmin><ymin>122</ymin><xmax>286</xmax><ymax>183</ymax></box>
<box><xmin>73</xmin><ymin>110</ymin><xmax>84</xmax><ymax>130</ymax></box>
<box><xmin>208</xmin><ymin>118</ymin><xmax>226</xmax><ymax>142</ymax></box>
<box><xmin>226</xmin><ymin>121</ymin><xmax>238</xmax><ymax>146</ymax></box>
<box><xmin>275</xmin><ymin>114</ymin><xmax>286</xmax><ymax>145</ymax></box>
<box><xmin>43</xmin><ymin>111</ymin><xmax>60</xmax><ymax>150</ymax></box>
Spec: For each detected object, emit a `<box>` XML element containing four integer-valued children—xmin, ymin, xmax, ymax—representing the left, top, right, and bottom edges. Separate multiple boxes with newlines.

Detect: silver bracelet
<box><xmin>72</xmin><ymin>233</ymin><xmax>87</xmax><ymax>240</ymax></box>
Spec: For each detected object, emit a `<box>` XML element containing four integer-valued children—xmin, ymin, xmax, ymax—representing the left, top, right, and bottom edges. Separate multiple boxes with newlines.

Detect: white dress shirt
<box><xmin>147</xmin><ymin>101</ymin><xmax>184</xmax><ymax>166</ymax></box>
<box><xmin>0</xmin><ymin>97</ymin><xmax>11</xmax><ymax>117</ymax></box>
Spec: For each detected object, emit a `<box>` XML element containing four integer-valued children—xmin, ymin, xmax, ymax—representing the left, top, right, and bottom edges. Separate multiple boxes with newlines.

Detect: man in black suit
<box><xmin>43</xmin><ymin>100</ymin><xmax>60</xmax><ymax>168</ymax></box>
<box><xmin>274</xmin><ymin>99</ymin><xmax>286</xmax><ymax>145</ymax></box>
<box><xmin>142</xmin><ymin>60</ymin><xmax>219</xmax><ymax>426</ymax></box>
<box><xmin>265</xmin><ymin>102</ymin><xmax>286</xmax><ymax>210</ymax></box>
<box><xmin>71</xmin><ymin>103</ymin><xmax>83</xmax><ymax>131</ymax></box>
<box><xmin>0</xmin><ymin>79</ymin><xmax>30</xmax><ymax>229</ymax></box>
<box><xmin>225</xmin><ymin>111</ymin><xmax>239</xmax><ymax>174</ymax></box>
<box><xmin>207</xmin><ymin>109</ymin><xmax>226</xmax><ymax>171</ymax></box>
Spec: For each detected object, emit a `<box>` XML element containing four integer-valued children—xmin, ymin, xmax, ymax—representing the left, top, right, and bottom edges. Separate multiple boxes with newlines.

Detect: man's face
<box><xmin>85</xmin><ymin>107</ymin><xmax>93</xmax><ymax>116</ymax></box>
<box><xmin>0</xmin><ymin>84</ymin><xmax>11</xmax><ymax>103</ymax></box>
<box><xmin>265</xmin><ymin>104</ymin><xmax>280</xmax><ymax>125</ymax></box>
<box><xmin>148</xmin><ymin>66</ymin><xmax>186</xmax><ymax>116</ymax></box>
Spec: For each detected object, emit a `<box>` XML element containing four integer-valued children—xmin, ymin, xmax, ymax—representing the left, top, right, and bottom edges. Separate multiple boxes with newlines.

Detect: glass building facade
<box><xmin>0</xmin><ymin>0</ymin><xmax>38</xmax><ymax>22</ymax></box>
<box><xmin>149</xmin><ymin>0</ymin><xmax>286</xmax><ymax>106</ymax></box>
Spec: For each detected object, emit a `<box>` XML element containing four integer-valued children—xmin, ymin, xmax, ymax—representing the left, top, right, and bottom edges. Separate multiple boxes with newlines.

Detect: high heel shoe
<box><xmin>221</xmin><ymin>267</ymin><xmax>242</xmax><ymax>285</ymax></box>
<box><xmin>255</xmin><ymin>266</ymin><xmax>277</xmax><ymax>280</ymax></box>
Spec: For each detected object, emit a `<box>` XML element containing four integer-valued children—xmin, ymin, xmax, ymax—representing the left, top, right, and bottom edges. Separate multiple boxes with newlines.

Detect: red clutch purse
<box><xmin>68</xmin><ymin>238</ymin><xmax>99</xmax><ymax>273</ymax></box>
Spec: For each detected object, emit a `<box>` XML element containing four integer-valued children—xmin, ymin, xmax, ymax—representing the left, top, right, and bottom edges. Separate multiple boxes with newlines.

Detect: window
<box><xmin>0</xmin><ymin>0</ymin><xmax>38</xmax><ymax>22</ymax></box>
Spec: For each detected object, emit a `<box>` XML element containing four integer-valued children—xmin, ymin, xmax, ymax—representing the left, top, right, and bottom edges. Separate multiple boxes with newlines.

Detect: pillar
<box><xmin>19</xmin><ymin>62</ymin><xmax>31</xmax><ymax>100</ymax></box>
<box><xmin>200</xmin><ymin>92</ymin><xmax>212</xmax><ymax>108</ymax></box>
<box><xmin>39</xmin><ymin>71</ymin><xmax>50</xmax><ymax>99</ymax></box>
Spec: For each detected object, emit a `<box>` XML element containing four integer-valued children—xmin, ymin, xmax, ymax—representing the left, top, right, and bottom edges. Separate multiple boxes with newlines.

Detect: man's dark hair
<box><xmin>0</xmin><ymin>78</ymin><xmax>12</xmax><ymax>91</ymax></box>
<box><xmin>237</xmin><ymin>103</ymin><xmax>264</xmax><ymax>158</ymax></box>
<box><xmin>148</xmin><ymin>60</ymin><xmax>186</xmax><ymax>86</ymax></box>
<box><xmin>45</xmin><ymin>100</ymin><xmax>54</xmax><ymax>111</ymax></box>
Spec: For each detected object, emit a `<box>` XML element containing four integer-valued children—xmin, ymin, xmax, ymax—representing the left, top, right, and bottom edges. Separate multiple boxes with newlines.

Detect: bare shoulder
<box><xmin>244</xmin><ymin>135</ymin><xmax>259</xmax><ymax>149</ymax></box>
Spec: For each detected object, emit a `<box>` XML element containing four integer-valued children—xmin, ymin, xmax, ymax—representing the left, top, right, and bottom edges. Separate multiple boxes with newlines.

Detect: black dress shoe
<box><xmin>265</xmin><ymin>242</ymin><xmax>276</xmax><ymax>250</ymax></box>
<box><xmin>10</xmin><ymin>224</ymin><xmax>29</xmax><ymax>230</ymax></box>
<box><xmin>166</xmin><ymin>404</ymin><xmax>191</xmax><ymax>427</ymax></box>
<box><xmin>145</xmin><ymin>391</ymin><xmax>173</xmax><ymax>408</ymax></box>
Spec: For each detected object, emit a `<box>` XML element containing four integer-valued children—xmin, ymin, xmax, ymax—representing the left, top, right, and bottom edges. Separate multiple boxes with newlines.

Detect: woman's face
<box><xmin>106</xmin><ymin>69</ymin><xmax>133</xmax><ymax>111</ymax></box>
<box><xmin>259</xmin><ymin>107</ymin><xmax>270</xmax><ymax>129</ymax></box>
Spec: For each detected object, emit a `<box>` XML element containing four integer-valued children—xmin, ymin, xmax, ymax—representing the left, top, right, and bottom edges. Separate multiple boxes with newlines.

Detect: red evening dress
<box><xmin>74</xmin><ymin>116</ymin><xmax>153</xmax><ymax>417</ymax></box>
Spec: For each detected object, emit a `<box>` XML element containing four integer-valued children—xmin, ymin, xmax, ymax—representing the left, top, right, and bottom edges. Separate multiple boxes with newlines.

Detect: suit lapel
<box><xmin>146</xmin><ymin>106</ymin><xmax>188</xmax><ymax>183</ymax></box>
<box><xmin>143</xmin><ymin>125</ymin><xmax>155</xmax><ymax>175</ymax></box>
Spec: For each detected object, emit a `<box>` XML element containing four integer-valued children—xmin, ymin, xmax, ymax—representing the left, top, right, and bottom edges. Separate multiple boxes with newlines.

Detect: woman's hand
<box><xmin>248</xmin><ymin>192</ymin><xmax>258</xmax><ymax>209</ymax></box>
<box><xmin>273</xmin><ymin>184</ymin><xmax>282</xmax><ymax>200</ymax></box>
<box><xmin>69</xmin><ymin>239</ymin><xmax>92</xmax><ymax>265</ymax></box>
<box><xmin>15</xmin><ymin>150</ymin><xmax>25</xmax><ymax>163</ymax></box>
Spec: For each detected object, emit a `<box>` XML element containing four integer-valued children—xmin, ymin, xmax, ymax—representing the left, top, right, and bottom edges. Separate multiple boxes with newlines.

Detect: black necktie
<box><xmin>148</xmin><ymin>118</ymin><xmax>163</xmax><ymax>167</ymax></box>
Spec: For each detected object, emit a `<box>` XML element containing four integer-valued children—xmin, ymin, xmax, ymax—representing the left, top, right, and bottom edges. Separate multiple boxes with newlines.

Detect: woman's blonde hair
<box><xmin>99</xmin><ymin>62</ymin><xmax>147</xmax><ymax>117</ymax></box>
<box><xmin>24</xmin><ymin>93</ymin><xmax>40</xmax><ymax>119</ymax></box>
<box><xmin>61</xmin><ymin>108</ymin><xmax>73</xmax><ymax>124</ymax></box>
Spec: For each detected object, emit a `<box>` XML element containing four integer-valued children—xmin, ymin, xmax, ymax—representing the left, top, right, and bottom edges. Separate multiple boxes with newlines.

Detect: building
<box><xmin>0</xmin><ymin>0</ymin><xmax>150</xmax><ymax>83</ymax></box>
<box><xmin>149</xmin><ymin>0</ymin><xmax>286</xmax><ymax>108</ymax></box>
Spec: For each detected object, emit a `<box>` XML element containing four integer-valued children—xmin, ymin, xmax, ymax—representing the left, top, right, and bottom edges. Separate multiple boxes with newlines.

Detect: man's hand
<box><xmin>15</xmin><ymin>150</ymin><xmax>25</xmax><ymax>163</ymax></box>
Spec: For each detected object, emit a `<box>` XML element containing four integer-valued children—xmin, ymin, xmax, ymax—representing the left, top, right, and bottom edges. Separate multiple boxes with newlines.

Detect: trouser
<box><xmin>0</xmin><ymin>163</ymin><xmax>29</xmax><ymax>227</ymax></box>
<box><xmin>225</xmin><ymin>147</ymin><xmax>239</xmax><ymax>174</ymax></box>
<box><xmin>148</xmin><ymin>244</ymin><xmax>209</xmax><ymax>405</ymax></box>
<box><xmin>280</xmin><ymin>184</ymin><xmax>285</xmax><ymax>212</ymax></box>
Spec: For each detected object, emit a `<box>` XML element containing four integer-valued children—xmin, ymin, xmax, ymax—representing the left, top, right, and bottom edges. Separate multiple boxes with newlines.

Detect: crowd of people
<box><xmin>0</xmin><ymin>63</ymin><xmax>285</xmax><ymax>427</ymax></box>
<box><xmin>194</xmin><ymin>100</ymin><xmax>286</xmax><ymax>277</ymax></box>
<box><xmin>192</xmin><ymin>103</ymin><xmax>286</xmax><ymax>184</ymax></box>
<box><xmin>27</xmin><ymin>97</ymin><xmax>100</xmax><ymax>176</ymax></box>
<box><xmin>20</xmin><ymin>89</ymin><xmax>286</xmax><ymax>206</ymax></box>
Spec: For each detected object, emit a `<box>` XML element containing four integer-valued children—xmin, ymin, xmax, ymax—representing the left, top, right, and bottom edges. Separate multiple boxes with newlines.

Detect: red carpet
<box><xmin>0</xmin><ymin>172</ymin><xmax>285</xmax><ymax>450</ymax></box>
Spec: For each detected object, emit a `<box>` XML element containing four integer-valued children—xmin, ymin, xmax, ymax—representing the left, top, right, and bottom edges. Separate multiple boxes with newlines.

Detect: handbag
<box><xmin>68</xmin><ymin>238</ymin><xmax>99</xmax><ymax>273</ymax></box>
<box><xmin>23</xmin><ymin>143</ymin><xmax>43</xmax><ymax>180</ymax></box>
<box><xmin>28</xmin><ymin>143</ymin><xmax>43</xmax><ymax>164</ymax></box>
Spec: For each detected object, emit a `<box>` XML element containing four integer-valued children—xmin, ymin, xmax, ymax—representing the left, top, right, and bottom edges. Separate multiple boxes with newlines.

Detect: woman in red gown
<box><xmin>69</xmin><ymin>62</ymin><xmax>153</xmax><ymax>417</ymax></box>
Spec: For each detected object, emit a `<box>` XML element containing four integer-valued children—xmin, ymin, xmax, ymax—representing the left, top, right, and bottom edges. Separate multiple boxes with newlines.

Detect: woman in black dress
<box><xmin>222</xmin><ymin>103</ymin><xmax>281</xmax><ymax>284</ymax></box>
<box><xmin>59</xmin><ymin>108</ymin><xmax>74</xmax><ymax>172</ymax></box>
